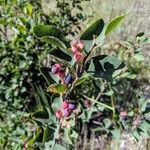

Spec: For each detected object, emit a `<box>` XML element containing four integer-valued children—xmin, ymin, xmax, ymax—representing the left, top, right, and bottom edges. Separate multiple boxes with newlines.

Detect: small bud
<box><xmin>55</xmin><ymin>110</ymin><xmax>62</xmax><ymax>118</ymax></box>
<box><xmin>63</xmin><ymin>109</ymin><xmax>71</xmax><ymax>117</ymax></box>
<box><xmin>64</xmin><ymin>74</ymin><xmax>73</xmax><ymax>84</ymax></box>
<box><xmin>68</xmin><ymin>103</ymin><xmax>76</xmax><ymax>110</ymax></box>
<box><xmin>63</xmin><ymin>101</ymin><xmax>69</xmax><ymax>109</ymax></box>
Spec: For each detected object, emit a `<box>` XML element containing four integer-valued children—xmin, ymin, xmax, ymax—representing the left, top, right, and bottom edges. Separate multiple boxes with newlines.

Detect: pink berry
<box><xmin>68</xmin><ymin>103</ymin><xmax>76</xmax><ymax>110</ymax></box>
<box><xmin>55</xmin><ymin>64</ymin><xmax>61</xmax><ymax>68</ymax></box>
<box><xmin>77</xmin><ymin>40</ymin><xmax>84</xmax><ymax>49</ymax></box>
<box><xmin>55</xmin><ymin>110</ymin><xmax>62</xmax><ymax>118</ymax></box>
<box><xmin>71</xmin><ymin>45</ymin><xmax>78</xmax><ymax>53</ymax></box>
<box><xmin>71</xmin><ymin>40</ymin><xmax>84</xmax><ymax>53</ymax></box>
<box><xmin>51</xmin><ymin>64</ymin><xmax>61</xmax><ymax>74</ymax></box>
<box><xmin>63</xmin><ymin>101</ymin><xmax>69</xmax><ymax>109</ymax></box>
<box><xmin>51</xmin><ymin>66</ymin><xmax>59</xmax><ymax>74</ymax></box>
<box><xmin>74</xmin><ymin>52</ymin><xmax>83</xmax><ymax>62</ymax></box>
<box><xmin>63</xmin><ymin>109</ymin><xmax>71</xmax><ymax>117</ymax></box>
<box><xmin>120</xmin><ymin>111</ymin><xmax>127</xmax><ymax>117</ymax></box>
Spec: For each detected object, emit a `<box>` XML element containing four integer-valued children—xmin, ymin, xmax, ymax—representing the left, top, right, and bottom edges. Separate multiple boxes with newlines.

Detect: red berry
<box><xmin>58</xmin><ymin>70</ymin><xmax>65</xmax><ymax>79</ymax></box>
<box><xmin>63</xmin><ymin>101</ymin><xmax>69</xmax><ymax>109</ymax></box>
<box><xmin>55</xmin><ymin>110</ymin><xmax>62</xmax><ymax>118</ymax></box>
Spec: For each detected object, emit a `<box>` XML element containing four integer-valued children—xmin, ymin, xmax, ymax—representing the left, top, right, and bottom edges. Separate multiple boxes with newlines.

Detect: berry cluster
<box><xmin>51</xmin><ymin>64</ymin><xmax>73</xmax><ymax>84</ymax></box>
<box><xmin>55</xmin><ymin>101</ymin><xmax>77</xmax><ymax>128</ymax></box>
<box><xmin>50</xmin><ymin>41</ymin><xmax>85</xmax><ymax>128</ymax></box>
<box><xmin>55</xmin><ymin>100</ymin><xmax>76</xmax><ymax>119</ymax></box>
<box><xmin>71</xmin><ymin>40</ymin><xmax>85</xmax><ymax>62</ymax></box>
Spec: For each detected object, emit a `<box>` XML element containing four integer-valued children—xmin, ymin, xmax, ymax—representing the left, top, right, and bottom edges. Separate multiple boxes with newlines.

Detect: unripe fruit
<box><xmin>64</xmin><ymin>74</ymin><xmax>73</xmax><ymax>84</ymax></box>
<box><xmin>51</xmin><ymin>64</ymin><xmax>61</xmax><ymax>74</ymax></box>
<box><xmin>68</xmin><ymin>103</ymin><xmax>76</xmax><ymax>110</ymax></box>
<box><xmin>74</xmin><ymin>52</ymin><xmax>83</xmax><ymax>62</ymax></box>
<box><xmin>63</xmin><ymin>101</ymin><xmax>69</xmax><ymax>109</ymax></box>
<box><xmin>55</xmin><ymin>110</ymin><xmax>62</xmax><ymax>118</ymax></box>
<box><xmin>58</xmin><ymin>70</ymin><xmax>65</xmax><ymax>79</ymax></box>
<box><xmin>71</xmin><ymin>46</ymin><xmax>78</xmax><ymax>53</ymax></box>
<box><xmin>63</xmin><ymin>109</ymin><xmax>71</xmax><ymax>117</ymax></box>
<box><xmin>71</xmin><ymin>40</ymin><xmax>84</xmax><ymax>52</ymax></box>
<box><xmin>77</xmin><ymin>40</ymin><xmax>84</xmax><ymax>50</ymax></box>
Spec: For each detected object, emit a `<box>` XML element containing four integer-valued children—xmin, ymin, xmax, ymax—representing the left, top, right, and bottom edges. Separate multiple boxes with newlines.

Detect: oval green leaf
<box><xmin>80</xmin><ymin>18</ymin><xmax>105</xmax><ymax>40</ymax></box>
<box><xmin>105</xmin><ymin>14</ymin><xmax>126</xmax><ymax>36</ymax></box>
<box><xmin>47</xmin><ymin>84</ymin><xmax>67</xmax><ymax>94</ymax></box>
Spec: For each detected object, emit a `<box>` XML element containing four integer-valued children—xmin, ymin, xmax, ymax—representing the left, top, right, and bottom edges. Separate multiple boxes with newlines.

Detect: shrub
<box><xmin>29</xmin><ymin>13</ymin><xmax>150</xmax><ymax>149</ymax></box>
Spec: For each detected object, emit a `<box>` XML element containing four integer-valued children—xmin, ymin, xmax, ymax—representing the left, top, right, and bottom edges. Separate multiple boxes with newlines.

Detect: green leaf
<box><xmin>49</xmin><ymin>47</ymin><xmax>73</xmax><ymax>64</ymax></box>
<box><xmin>43</xmin><ymin>126</ymin><xmax>55</xmax><ymax>142</ymax></box>
<box><xmin>34</xmin><ymin>128</ymin><xmax>43</xmax><ymax>142</ymax></box>
<box><xmin>41</xmin><ymin>36</ymin><xmax>67</xmax><ymax>50</ymax></box>
<box><xmin>24</xmin><ymin>3</ymin><xmax>32</xmax><ymax>16</ymax></box>
<box><xmin>81</xmin><ymin>18</ymin><xmax>105</xmax><ymax>40</ymax></box>
<box><xmin>86</xmin><ymin>55</ymin><xmax>125</xmax><ymax>81</ymax></box>
<box><xmin>103</xmin><ymin>118</ymin><xmax>112</xmax><ymax>129</ymax></box>
<box><xmin>138</xmin><ymin>97</ymin><xmax>147</xmax><ymax>112</ymax></box>
<box><xmin>133</xmin><ymin>53</ymin><xmax>144</xmax><ymax>62</ymax></box>
<box><xmin>80</xmin><ymin>18</ymin><xmax>105</xmax><ymax>53</ymax></box>
<box><xmin>105</xmin><ymin>14</ymin><xmax>126</xmax><ymax>36</ymax></box>
<box><xmin>32</xmin><ymin>110</ymin><xmax>49</xmax><ymax>119</ymax></box>
<box><xmin>64</xmin><ymin>128</ymin><xmax>73</xmax><ymax>145</ymax></box>
<box><xmin>51</xmin><ymin>96</ymin><xmax>62</xmax><ymax>112</ymax></box>
<box><xmin>70</xmin><ymin>129</ymin><xmax>78</xmax><ymax>139</ymax></box>
<box><xmin>28</xmin><ymin>128</ymin><xmax>43</xmax><ymax>146</ymax></box>
<box><xmin>110</xmin><ymin>128</ymin><xmax>121</xmax><ymax>139</ymax></box>
<box><xmin>74</xmin><ymin>74</ymin><xmax>90</xmax><ymax>86</ymax></box>
<box><xmin>33</xmin><ymin>25</ymin><xmax>62</xmax><ymax>39</ymax></box>
<box><xmin>47</xmin><ymin>84</ymin><xmax>67</xmax><ymax>94</ymax></box>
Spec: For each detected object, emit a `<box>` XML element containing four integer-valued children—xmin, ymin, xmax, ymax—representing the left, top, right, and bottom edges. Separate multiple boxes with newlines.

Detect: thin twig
<box><xmin>83</xmin><ymin>95</ymin><xmax>113</xmax><ymax>110</ymax></box>
<box><xmin>108</xmin><ymin>83</ymin><xmax>116</xmax><ymax>118</ymax></box>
